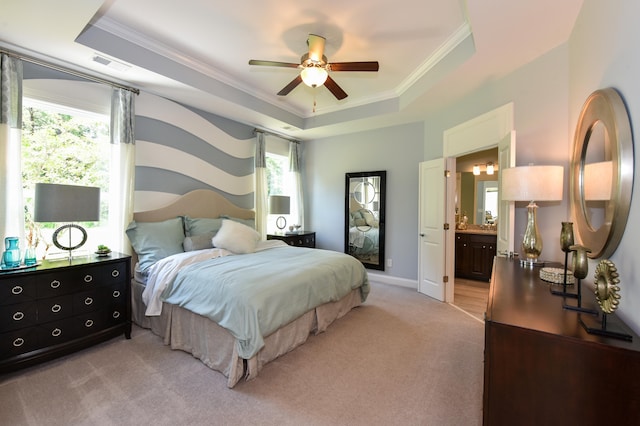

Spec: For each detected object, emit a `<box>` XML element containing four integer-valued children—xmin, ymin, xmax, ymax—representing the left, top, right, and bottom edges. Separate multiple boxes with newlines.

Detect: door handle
<box><xmin>420</xmin><ymin>233</ymin><xmax>425</xmax><ymax>237</ymax></box>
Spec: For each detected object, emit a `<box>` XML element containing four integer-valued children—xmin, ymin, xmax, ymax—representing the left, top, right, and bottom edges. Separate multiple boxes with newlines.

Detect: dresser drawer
<box><xmin>37</xmin><ymin>317</ymin><xmax>78</xmax><ymax>347</ymax></box>
<box><xmin>37</xmin><ymin>294</ymin><xmax>74</xmax><ymax>323</ymax></box>
<box><xmin>0</xmin><ymin>301</ymin><xmax>38</xmax><ymax>332</ymax></box>
<box><xmin>0</xmin><ymin>276</ymin><xmax>38</xmax><ymax>306</ymax></box>
<box><xmin>0</xmin><ymin>327</ymin><xmax>40</xmax><ymax>359</ymax></box>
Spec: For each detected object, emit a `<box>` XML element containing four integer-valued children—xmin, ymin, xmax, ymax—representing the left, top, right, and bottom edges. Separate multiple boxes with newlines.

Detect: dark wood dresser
<box><xmin>0</xmin><ymin>253</ymin><xmax>131</xmax><ymax>374</ymax></box>
<box><xmin>267</xmin><ymin>231</ymin><xmax>316</xmax><ymax>248</ymax></box>
<box><xmin>483</xmin><ymin>257</ymin><xmax>640</xmax><ymax>425</ymax></box>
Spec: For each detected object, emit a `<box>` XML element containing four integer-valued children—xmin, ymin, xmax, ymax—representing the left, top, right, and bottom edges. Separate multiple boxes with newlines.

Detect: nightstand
<box><xmin>0</xmin><ymin>253</ymin><xmax>131</xmax><ymax>373</ymax></box>
<box><xmin>267</xmin><ymin>231</ymin><xmax>316</xmax><ymax>248</ymax></box>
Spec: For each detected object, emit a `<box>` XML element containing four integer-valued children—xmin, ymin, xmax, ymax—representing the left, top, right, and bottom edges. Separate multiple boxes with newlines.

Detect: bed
<box><xmin>127</xmin><ymin>189</ymin><xmax>370</xmax><ymax>388</ymax></box>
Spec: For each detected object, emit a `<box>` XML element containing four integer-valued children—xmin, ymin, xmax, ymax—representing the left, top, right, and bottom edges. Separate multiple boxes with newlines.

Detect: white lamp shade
<box><xmin>501</xmin><ymin>165</ymin><xmax>564</xmax><ymax>201</ymax></box>
<box><xmin>301</xmin><ymin>66</ymin><xmax>328</xmax><ymax>87</ymax></box>
<box><xmin>268</xmin><ymin>195</ymin><xmax>290</xmax><ymax>215</ymax></box>
<box><xmin>34</xmin><ymin>183</ymin><xmax>100</xmax><ymax>223</ymax></box>
<box><xmin>583</xmin><ymin>161</ymin><xmax>612</xmax><ymax>201</ymax></box>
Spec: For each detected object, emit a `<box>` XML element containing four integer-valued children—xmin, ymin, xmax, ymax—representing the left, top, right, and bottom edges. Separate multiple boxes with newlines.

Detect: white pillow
<box><xmin>212</xmin><ymin>219</ymin><xmax>260</xmax><ymax>254</ymax></box>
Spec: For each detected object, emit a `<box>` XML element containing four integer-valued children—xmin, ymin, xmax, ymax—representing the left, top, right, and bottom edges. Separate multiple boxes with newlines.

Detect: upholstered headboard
<box><xmin>130</xmin><ymin>189</ymin><xmax>255</xmax><ymax>268</ymax></box>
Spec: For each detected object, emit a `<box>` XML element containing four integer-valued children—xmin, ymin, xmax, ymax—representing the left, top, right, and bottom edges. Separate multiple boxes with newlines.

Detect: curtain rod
<box><xmin>254</xmin><ymin>128</ymin><xmax>300</xmax><ymax>144</ymax></box>
<box><xmin>1</xmin><ymin>48</ymin><xmax>140</xmax><ymax>95</ymax></box>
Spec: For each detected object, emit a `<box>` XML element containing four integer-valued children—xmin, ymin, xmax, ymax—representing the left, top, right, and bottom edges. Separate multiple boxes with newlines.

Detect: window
<box><xmin>265</xmin><ymin>136</ymin><xmax>300</xmax><ymax>233</ymax></box>
<box><xmin>265</xmin><ymin>151</ymin><xmax>294</xmax><ymax>232</ymax></box>
<box><xmin>22</xmin><ymin>97</ymin><xmax>111</xmax><ymax>259</ymax></box>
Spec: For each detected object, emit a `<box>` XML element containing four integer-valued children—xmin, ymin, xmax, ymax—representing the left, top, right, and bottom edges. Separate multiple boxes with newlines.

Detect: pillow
<box><xmin>184</xmin><ymin>216</ymin><xmax>224</xmax><ymax>236</ymax></box>
<box><xmin>183</xmin><ymin>231</ymin><xmax>216</xmax><ymax>252</ymax></box>
<box><xmin>361</xmin><ymin>210</ymin><xmax>378</xmax><ymax>227</ymax></box>
<box><xmin>126</xmin><ymin>217</ymin><xmax>185</xmax><ymax>272</ymax></box>
<box><xmin>219</xmin><ymin>215</ymin><xmax>255</xmax><ymax>229</ymax></box>
<box><xmin>212</xmin><ymin>219</ymin><xmax>260</xmax><ymax>254</ymax></box>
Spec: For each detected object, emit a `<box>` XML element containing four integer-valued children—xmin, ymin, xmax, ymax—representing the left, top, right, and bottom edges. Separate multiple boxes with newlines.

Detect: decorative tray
<box><xmin>540</xmin><ymin>267</ymin><xmax>575</xmax><ymax>285</ymax></box>
<box><xmin>1</xmin><ymin>262</ymin><xmax>41</xmax><ymax>272</ymax></box>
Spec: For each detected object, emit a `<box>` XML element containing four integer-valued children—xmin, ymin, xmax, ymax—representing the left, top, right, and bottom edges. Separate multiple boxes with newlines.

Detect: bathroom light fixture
<box><xmin>473</xmin><ymin>164</ymin><xmax>480</xmax><ymax>176</ymax></box>
<box><xmin>501</xmin><ymin>165</ymin><xmax>564</xmax><ymax>266</ymax></box>
<box><xmin>486</xmin><ymin>162</ymin><xmax>495</xmax><ymax>175</ymax></box>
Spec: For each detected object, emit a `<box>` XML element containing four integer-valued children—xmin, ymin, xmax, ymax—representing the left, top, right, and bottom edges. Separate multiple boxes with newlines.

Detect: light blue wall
<box><xmin>423</xmin><ymin>45</ymin><xmax>572</xmax><ymax>267</ymax></box>
<box><xmin>304</xmin><ymin>122</ymin><xmax>424</xmax><ymax>280</ymax></box>
<box><xmin>568</xmin><ymin>1</ymin><xmax>640</xmax><ymax>333</ymax></box>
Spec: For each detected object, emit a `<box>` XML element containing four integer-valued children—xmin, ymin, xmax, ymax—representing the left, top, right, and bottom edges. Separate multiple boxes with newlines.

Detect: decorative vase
<box><xmin>570</xmin><ymin>244</ymin><xmax>591</xmax><ymax>280</ymax></box>
<box><xmin>2</xmin><ymin>236</ymin><xmax>21</xmax><ymax>268</ymax></box>
<box><xmin>24</xmin><ymin>245</ymin><xmax>37</xmax><ymax>266</ymax></box>
<box><xmin>560</xmin><ymin>222</ymin><xmax>574</xmax><ymax>253</ymax></box>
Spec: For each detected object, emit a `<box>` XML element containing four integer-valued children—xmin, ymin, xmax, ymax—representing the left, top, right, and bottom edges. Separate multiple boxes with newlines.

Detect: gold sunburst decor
<box><xmin>594</xmin><ymin>259</ymin><xmax>621</xmax><ymax>314</ymax></box>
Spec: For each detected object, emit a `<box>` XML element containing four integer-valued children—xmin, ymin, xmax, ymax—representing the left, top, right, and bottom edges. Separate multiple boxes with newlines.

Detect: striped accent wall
<box><xmin>22</xmin><ymin>62</ymin><xmax>258</xmax><ymax>213</ymax></box>
<box><xmin>134</xmin><ymin>93</ymin><xmax>256</xmax><ymax>211</ymax></box>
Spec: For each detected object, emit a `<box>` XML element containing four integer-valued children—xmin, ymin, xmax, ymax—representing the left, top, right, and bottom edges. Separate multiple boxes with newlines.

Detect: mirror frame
<box><xmin>571</xmin><ymin>88</ymin><xmax>634</xmax><ymax>259</ymax></box>
<box><xmin>345</xmin><ymin>171</ymin><xmax>386</xmax><ymax>270</ymax></box>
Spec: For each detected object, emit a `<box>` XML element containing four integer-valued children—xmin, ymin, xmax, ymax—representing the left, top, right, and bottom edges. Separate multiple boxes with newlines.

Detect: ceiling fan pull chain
<box><xmin>313</xmin><ymin>93</ymin><xmax>317</xmax><ymax>113</ymax></box>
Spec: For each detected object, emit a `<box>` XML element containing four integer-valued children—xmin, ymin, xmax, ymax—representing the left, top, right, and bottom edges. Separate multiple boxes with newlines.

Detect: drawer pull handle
<box><xmin>113</xmin><ymin>311</ymin><xmax>121</xmax><ymax>319</ymax></box>
<box><xmin>13</xmin><ymin>337</ymin><xmax>24</xmax><ymax>347</ymax></box>
<box><xmin>13</xmin><ymin>311</ymin><xmax>24</xmax><ymax>321</ymax></box>
<box><xmin>11</xmin><ymin>285</ymin><xmax>23</xmax><ymax>295</ymax></box>
<box><xmin>84</xmin><ymin>297</ymin><xmax>93</xmax><ymax>306</ymax></box>
<box><xmin>51</xmin><ymin>304</ymin><xmax>62</xmax><ymax>313</ymax></box>
<box><xmin>85</xmin><ymin>319</ymin><xmax>94</xmax><ymax>328</ymax></box>
<box><xmin>483</xmin><ymin>245</ymin><xmax>486</xmax><ymax>249</ymax></box>
<box><xmin>84</xmin><ymin>274</ymin><xmax>93</xmax><ymax>283</ymax></box>
<box><xmin>52</xmin><ymin>328</ymin><xmax>62</xmax><ymax>337</ymax></box>
<box><xmin>50</xmin><ymin>280</ymin><xmax>61</xmax><ymax>289</ymax></box>
<box><xmin>112</xmin><ymin>290</ymin><xmax>121</xmax><ymax>298</ymax></box>
<box><xmin>111</xmin><ymin>270</ymin><xmax>120</xmax><ymax>278</ymax></box>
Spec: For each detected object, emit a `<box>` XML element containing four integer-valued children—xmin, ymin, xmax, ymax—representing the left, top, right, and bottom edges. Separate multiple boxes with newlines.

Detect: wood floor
<box><xmin>453</xmin><ymin>278</ymin><xmax>490</xmax><ymax>322</ymax></box>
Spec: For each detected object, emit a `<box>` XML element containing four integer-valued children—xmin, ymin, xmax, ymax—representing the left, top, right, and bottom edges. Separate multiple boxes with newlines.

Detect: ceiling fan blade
<box><xmin>324</xmin><ymin>76</ymin><xmax>348</xmax><ymax>100</ymax></box>
<box><xmin>329</xmin><ymin>61</ymin><xmax>379</xmax><ymax>72</ymax></box>
<box><xmin>249</xmin><ymin>60</ymin><xmax>300</xmax><ymax>68</ymax></box>
<box><xmin>277</xmin><ymin>75</ymin><xmax>303</xmax><ymax>96</ymax></box>
<box><xmin>307</xmin><ymin>34</ymin><xmax>326</xmax><ymax>62</ymax></box>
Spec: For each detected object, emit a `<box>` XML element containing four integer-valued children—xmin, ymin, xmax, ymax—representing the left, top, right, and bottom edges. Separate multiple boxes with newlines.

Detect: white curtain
<box><xmin>289</xmin><ymin>142</ymin><xmax>304</xmax><ymax>230</ymax></box>
<box><xmin>254</xmin><ymin>132</ymin><xmax>268</xmax><ymax>239</ymax></box>
<box><xmin>109</xmin><ymin>88</ymin><xmax>136</xmax><ymax>254</ymax></box>
<box><xmin>0</xmin><ymin>53</ymin><xmax>25</xmax><ymax>243</ymax></box>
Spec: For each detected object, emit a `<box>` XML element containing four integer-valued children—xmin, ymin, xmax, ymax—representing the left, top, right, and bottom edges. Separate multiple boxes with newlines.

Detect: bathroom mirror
<box><xmin>345</xmin><ymin>171</ymin><xmax>386</xmax><ymax>270</ymax></box>
<box><xmin>571</xmin><ymin>88</ymin><xmax>634</xmax><ymax>258</ymax></box>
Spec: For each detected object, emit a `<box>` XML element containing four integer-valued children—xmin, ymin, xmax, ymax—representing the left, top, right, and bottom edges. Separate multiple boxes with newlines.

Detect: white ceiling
<box><xmin>1</xmin><ymin>0</ymin><xmax>583</xmax><ymax>141</ymax></box>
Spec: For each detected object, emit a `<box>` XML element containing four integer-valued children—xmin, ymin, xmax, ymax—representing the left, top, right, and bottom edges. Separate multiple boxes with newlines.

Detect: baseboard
<box><xmin>366</xmin><ymin>272</ymin><xmax>418</xmax><ymax>290</ymax></box>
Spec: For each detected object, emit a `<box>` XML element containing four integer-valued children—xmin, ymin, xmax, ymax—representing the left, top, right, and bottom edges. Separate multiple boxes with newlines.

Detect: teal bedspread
<box><xmin>161</xmin><ymin>246</ymin><xmax>369</xmax><ymax>359</ymax></box>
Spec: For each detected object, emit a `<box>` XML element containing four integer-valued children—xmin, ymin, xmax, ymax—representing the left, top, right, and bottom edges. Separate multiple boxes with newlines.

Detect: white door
<box><xmin>418</xmin><ymin>158</ymin><xmax>453</xmax><ymax>301</ymax></box>
<box><xmin>497</xmin><ymin>131</ymin><xmax>516</xmax><ymax>257</ymax></box>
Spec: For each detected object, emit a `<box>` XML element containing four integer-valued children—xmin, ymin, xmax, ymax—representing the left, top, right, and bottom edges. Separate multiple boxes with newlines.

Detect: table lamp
<box><xmin>501</xmin><ymin>165</ymin><xmax>564</xmax><ymax>266</ymax></box>
<box><xmin>34</xmin><ymin>183</ymin><xmax>100</xmax><ymax>261</ymax></box>
<box><xmin>269</xmin><ymin>195</ymin><xmax>290</xmax><ymax>231</ymax></box>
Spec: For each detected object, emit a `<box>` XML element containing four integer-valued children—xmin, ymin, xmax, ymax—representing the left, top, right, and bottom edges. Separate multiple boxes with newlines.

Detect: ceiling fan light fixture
<box><xmin>301</xmin><ymin>66</ymin><xmax>328</xmax><ymax>88</ymax></box>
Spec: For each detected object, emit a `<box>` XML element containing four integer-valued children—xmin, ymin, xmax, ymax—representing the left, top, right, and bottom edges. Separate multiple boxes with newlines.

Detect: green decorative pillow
<box><xmin>183</xmin><ymin>232</ymin><xmax>216</xmax><ymax>251</ymax></box>
<box><xmin>184</xmin><ymin>216</ymin><xmax>224</xmax><ymax>236</ymax></box>
<box><xmin>126</xmin><ymin>217</ymin><xmax>185</xmax><ymax>272</ymax></box>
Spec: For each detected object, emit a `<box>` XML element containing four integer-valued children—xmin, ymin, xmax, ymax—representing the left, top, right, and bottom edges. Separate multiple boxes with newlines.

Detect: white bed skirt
<box><xmin>131</xmin><ymin>279</ymin><xmax>362</xmax><ymax>387</ymax></box>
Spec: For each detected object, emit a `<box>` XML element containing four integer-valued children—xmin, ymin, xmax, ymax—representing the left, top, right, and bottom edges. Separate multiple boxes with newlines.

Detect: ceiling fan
<box><xmin>248</xmin><ymin>34</ymin><xmax>379</xmax><ymax>100</ymax></box>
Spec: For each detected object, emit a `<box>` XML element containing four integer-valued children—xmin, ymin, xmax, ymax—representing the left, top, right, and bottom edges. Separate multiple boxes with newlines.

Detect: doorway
<box><xmin>441</xmin><ymin>103</ymin><xmax>515</xmax><ymax>304</ymax></box>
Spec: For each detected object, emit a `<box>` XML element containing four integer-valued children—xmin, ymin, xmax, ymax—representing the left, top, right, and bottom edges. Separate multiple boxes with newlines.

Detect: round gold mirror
<box><xmin>571</xmin><ymin>88</ymin><xmax>634</xmax><ymax>258</ymax></box>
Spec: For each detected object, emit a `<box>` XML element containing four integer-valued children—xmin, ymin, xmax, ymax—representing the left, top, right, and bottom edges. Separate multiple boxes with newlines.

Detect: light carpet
<box><xmin>0</xmin><ymin>282</ymin><xmax>484</xmax><ymax>426</ymax></box>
